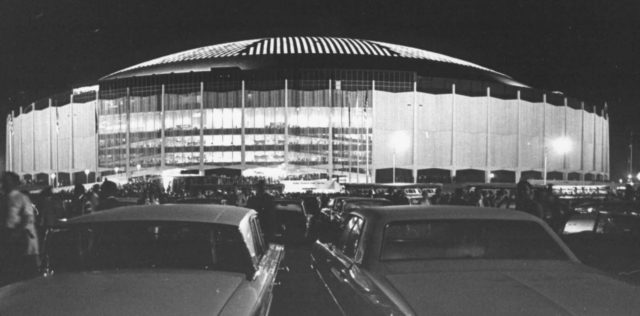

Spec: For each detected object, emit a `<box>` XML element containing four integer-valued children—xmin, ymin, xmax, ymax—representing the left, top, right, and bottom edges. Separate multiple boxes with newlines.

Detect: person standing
<box><xmin>515</xmin><ymin>178</ymin><xmax>544</xmax><ymax>218</ymax></box>
<box><xmin>2</xmin><ymin>172</ymin><xmax>40</xmax><ymax>282</ymax></box>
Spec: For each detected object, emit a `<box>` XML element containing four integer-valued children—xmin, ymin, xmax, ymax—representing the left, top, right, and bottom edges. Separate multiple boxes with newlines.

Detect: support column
<box><xmin>125</xmin><ymin>87</ymin><xmax>131</xmax><ymax>180</ymax></box>
<box><xmin>593</xmin><ymin>104</ymin><xmax>597</xmax><ymax>173</ymax></box>
<box><xmin>412</xmin><ymin>79</ymin><xmax>418</xmax><ymax>183</ymax></box>
<box><xmin>542</xmin><ymin>93</ymin><xmax>547</xmax><ymax>180</ymax></box>
<box><xmin>328</xmin><ymin>79</ymin><xmax>333</xmax><ymax>179</ymax></box>
<box><xmin>10</xmin><ymin>111</ymin><xmax>15</xmax><ymax>172</ymax></box>
<box><xmin>366</xmin><ymin>80</ymin><xmax>373</xmax><ymax>183</ymax></box>
<box><xmin>19</xmin><ymin>107</ymin><xmax>23</xmax><ymax>174</ymax></box>
<box><xmin>451</xmin><ymin>83</ymin><xmax>456</xmax><ymax>170</ymax></box>
<box><xmin>563</xmin><ymin>97</ymin><xmax>568</xmax><ymax>179</ymax></box>
<box><xmin>580</xmin><ymin>101</ymin><xmax>585</xmax><ymax>179</ymax></box>
<box><xmin>486</xmin><ymin>87</ymin><xmax>491</xmax><ymax>183</ymax></box>
<box><xmin>95</xmin><ymin>92</ymin><xmax>100</xmax><ymax>180</ymax></box>
<box><xmin>70</xmin><ymin>97</ymin><xmax>75</xmax><ymax>181</ymax></box>
<box><xmin>241</xmin><ymin>80</ymin><xmax>246</xmax><ymax>168</ymax></box>
<box><xmin>31</xmin><ymin>103</ymin><xmax>36</xmax><ymax>173</ymax></box>
<box><xmin>199</xmin><ymin>82</ymin><xmax>205</xmax><ymax>174</ymax></box>
<box><xmin>601</xmin><ymin>106</ymin><xmax>605</xmax><ymax>176</ymax></box>
<box><xmin>516</xmin><ymin>90</ymin><xmax>521</xmax><ymax>181</ymax></box>
<box><xmin>515</xmin><ymin>170</ymin><xmax>522</xmax><ymax>183</ymax></box>
<box><xmin>605</xmin><ymin>103</ymin><xmax>610</xmax><ymax>178</ymax></box>
<box><xmin>284</xmin><ymin>79</ymin><xmax>289</xmax><ymax>164</ymax></box>
<box><xmin>160</xmin><ymin>85</ymin><xmax>166</xmax><ymax>169</ymax></box>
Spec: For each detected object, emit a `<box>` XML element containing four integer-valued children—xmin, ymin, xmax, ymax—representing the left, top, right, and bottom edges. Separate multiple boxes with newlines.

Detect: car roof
<box><xmin>352</xmin><ymin>205</ymin><xmax>542</xmax><ymax>223</ymax></box>
<box><xmin>274</xmin><ymin>199</ymin><xmax>303</xmax><ymax>204</ymax></box>
<box><xmin>336</xmin><ymin>197</ymin><xmax>390</xmax><ymax>202</ymax></box>
<box><xmin>351</xmin><ymin>205</ymin><xmax>577</xmax><ymax>265</ymax></box>
<box><xmin>67</xmin><ymin>204</ymin><xmax>255</xmax><ymax>226</ymax></box>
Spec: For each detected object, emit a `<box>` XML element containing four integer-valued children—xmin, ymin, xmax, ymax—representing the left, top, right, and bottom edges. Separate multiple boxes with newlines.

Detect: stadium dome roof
<box><xmin>101</xmin><ymin>36</ymin><xmax>528</xmax><ymax>87</ymax></box>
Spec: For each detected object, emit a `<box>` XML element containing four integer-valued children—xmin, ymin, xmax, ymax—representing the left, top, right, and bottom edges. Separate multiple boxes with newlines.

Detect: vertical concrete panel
<box><xmin>455</xmin><ymin>95</ymin><xmax>487</xmax><ymax>168</ymax></box>
<box><xmin>13</xmin><ymin>116</ymin><xmax>21</xmax><ymax>173</ymax></box>
<box><xmin>582</xmin><ymin>112</ymin><xmax>595</xmax><ymax>172</ymax></box>
<box><xmin>566</xmin><ymin>107</ymin><xmax>582</xmax><ymax>171</ymax></box>
<box><xmin>57</xmin><ymin>105</ymin><xmax>72</xmax><ymax>171</ymax></box>
<box><xmin>594</xmin><ymin>115</ymin><xmax>603</xmax><ymax>173</ymax></box>
<box><xmin>372</xmin><ymin>90</ymin><xmax>413</xmax><ymax>168</ymax></box>
<box><xmin>519</xmin><ymin>101</ymin><xmax>543</xmax><ymax>170</ymax></box>
<box><xmin>545</xmin><ymin>105</ymin><xmax>565</xmax><ymax>171</ymax></box>
<box><xmin>489</xmin><ymin>99</ymin><xmax>518</xmax><ymax>169</ymax></box>
<box><xmin>415</xmin><ymin>92</ymin><xmax>441</xmax><ymax>167</ymax></box>
<box><xmin>34</xmin><ymin>109</ymin><xmax>51</xmax><ymax>171</ymax></box>
<box><xmin>22</xmin><ymin>112</ymin><xmax>34</xmax><ymax>173</ymax></box>
<box><xmin>72</xmin><ymin>101</ymin><xmax>97</xmax><ymax>171</ymax></box>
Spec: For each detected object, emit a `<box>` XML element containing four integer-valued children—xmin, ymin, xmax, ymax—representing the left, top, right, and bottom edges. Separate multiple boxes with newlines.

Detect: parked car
<box><xmin>273</xmin><ymin>199</ymin><xmax>314</xmax><ymax>243</ymax></box>
<box><xmin>311</xmin><ymin>205</ymin><xmax>640</xmax><ymax>315</ymax></box>
<box><xmin>321</xmin><ymin>197</ymin><xmax>391</xmax><ymax>223</ymax></box>
<box><xmin>562</xmin><ymin>201</ymin><xmax>640</xmax><ymax>278</ymax></box>
<box><xmin>0</xmin><ymin>204</ymin><xmax>285</xmax><ymax>316</ymax></box>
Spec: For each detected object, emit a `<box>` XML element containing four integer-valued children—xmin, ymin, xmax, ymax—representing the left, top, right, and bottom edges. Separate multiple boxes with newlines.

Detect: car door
<box><xmin>247</xmin><ymin>216</ymin><xmax>284</xmax><ymax>316</ymax></box>
<box><xmin>318</xmin><ymin>215</ymin><xmax>380</xmax><ymax>315</ymax></box>
<box><xmin>311</xmin><ymin>215</ymin><xmax>355</xmax><ymax>314</ymax></box>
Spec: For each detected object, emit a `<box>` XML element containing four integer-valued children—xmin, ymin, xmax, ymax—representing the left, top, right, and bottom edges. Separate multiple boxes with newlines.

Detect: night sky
<box><xmin>1</xmin><ymin>0</ymin><xmax>638</xmax><ymax>179</ymax></box>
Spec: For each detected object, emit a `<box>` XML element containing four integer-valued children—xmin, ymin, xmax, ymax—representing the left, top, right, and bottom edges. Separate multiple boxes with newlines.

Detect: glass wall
<box><xmin>98</xmin><ymin>88</ymin><xmax>127</xmax><ymax>170</ymax></box>
<box><xmin>203</xmin><ymin>81</ymin><xmax>242</xmax><ymax>165</ymax></box>
<box><xmin>130</xmin><ymin>85</ymin><xmax>161</xmax><ymax>168</ymax></box>
<box><xmin>245</xmin><ymin>81</ymin><xmax>285</xmax><ymax>166</ymax></box>
<box><xmin>165</xmin><ymin>82</ymin><xmax>201</xmax><ymax>167</ymax></box>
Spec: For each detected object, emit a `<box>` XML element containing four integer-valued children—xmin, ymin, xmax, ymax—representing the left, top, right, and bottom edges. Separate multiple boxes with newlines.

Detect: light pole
<box><xmin>84</xmin><ymin>169</ymin><xmax>90</xmax><ymax>184</ymax></box>
<box><xmin>50</xmin><ymin>173</ymin><xmax>56</xmax><ymax>188</ymax></box>
<box><xmin>390</xmin><ymin>131</ymin><xmax>410</xmax><ymax>183</ymax></box>
<box><xmin>544</xmin><ymin>137</ymin><xmax>572</xmax><ymax>185</ymax></box>
<box><xmin>392</xmin><ymin>150</ymin><xmax>396</xmax><ymax>184</ymax></box>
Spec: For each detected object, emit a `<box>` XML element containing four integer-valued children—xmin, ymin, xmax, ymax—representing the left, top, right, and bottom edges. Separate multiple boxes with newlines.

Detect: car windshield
<box><xmin>381</xmin><ymin>220</ymin><xmax>569</xmax><ymax>261</ymax></box>
<box><xmin>404</xmin><ymin>188</ymin><xmax>420</xmax><ymax>195</ymax></box>
<box><xmin>46</xmin><ymin>222</ymin><xmax>251</xmax><ymax>273</ymax></box>
<box><xmin>344</xmin><ymin>200</ymin><xmax>390</xmax><ymax>210</ymax></box>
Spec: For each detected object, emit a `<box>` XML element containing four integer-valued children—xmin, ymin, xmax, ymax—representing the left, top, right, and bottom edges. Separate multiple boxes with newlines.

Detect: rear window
<box><xmin>275</xmin><ymin>202</ymin><xmax>304</xmax><ymax>213</ymax></box>
<box><xmin>404</xmin><ymin>189</ymin><xmax>421</xmax><ymax>195</ymax></box>
<box><xmin>381</xmin><ymin>220</ymin><xmax>568</xmax><ymax>261</ymax></box>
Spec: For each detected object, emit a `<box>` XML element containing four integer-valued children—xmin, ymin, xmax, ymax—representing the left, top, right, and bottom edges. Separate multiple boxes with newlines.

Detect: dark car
<box><xmin>273</xmin><ymin>199</ymin><xmax>313</xmax><ymax>243</ymax></box>
<box><xmin>0</xmin><ymin>205</ymin><xmax>284</xmax><ymax>316</ymax></box>
<box><xmin>562</xmin><ymin>200</ymin><xmax>640</xmax><ymax>279</ymax></box>
<box><xmin>321</xmin><ymin>197</ymin><xmax>392</xmax><ymax>223</ymax></box>
<box><xmin>312</xmin><ymin>205</ymin><xmax>640</xmax><ymax>315</ymax></box>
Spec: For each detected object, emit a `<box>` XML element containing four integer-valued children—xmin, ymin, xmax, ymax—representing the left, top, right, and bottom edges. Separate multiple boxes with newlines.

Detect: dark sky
<box><xmin>1</xmin><ymin>0</ymin><xmax>638</xmax><ymax>178</ymax></box>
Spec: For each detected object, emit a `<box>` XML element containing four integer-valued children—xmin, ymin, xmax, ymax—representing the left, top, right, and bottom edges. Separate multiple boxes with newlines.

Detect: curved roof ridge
<box><xmin>370</xmin><ymin>40</ymin><xmax>507</xmax><ymax>77</ymax></box>
<box><xmin>104</xmin><ymin>38</ymin><xmax>262</xmax><ymax>78</ymax></box>
<box><xmin>101</xmin><ymin>36</ymin><xmax>516</xmax><ymax>83</ymax></box>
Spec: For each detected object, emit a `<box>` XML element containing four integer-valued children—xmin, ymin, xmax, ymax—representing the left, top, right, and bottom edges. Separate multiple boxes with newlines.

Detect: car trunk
<box><xmin>381</xmin><ymin>260</ymin><xmax>640</xmax><ymax>315</ymax></box>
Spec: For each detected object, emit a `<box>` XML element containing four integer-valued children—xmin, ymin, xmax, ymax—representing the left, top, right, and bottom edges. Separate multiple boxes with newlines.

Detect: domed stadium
<box><xmin>5</xmin><ymin>36</ymin><xmax>609</xmax><ymax>185</ymax></box>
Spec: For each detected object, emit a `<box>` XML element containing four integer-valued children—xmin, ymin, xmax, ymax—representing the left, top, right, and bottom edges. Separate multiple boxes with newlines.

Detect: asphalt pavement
<box><xmin>270</xmin><ymin>244</ymin><xmax>342</xmax><ymax>316</ymax></box>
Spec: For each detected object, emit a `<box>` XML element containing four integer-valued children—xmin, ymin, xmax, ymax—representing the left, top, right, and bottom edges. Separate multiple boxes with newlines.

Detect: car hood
<box><xmin>383</xmin><ymin>261</ymin><xmax>640</xmax><ymax>316</ymax></box>
<box><xmin>0</xmin><ymin>270</ymin><xmax>245</xmax><ymax>316</ymax></box>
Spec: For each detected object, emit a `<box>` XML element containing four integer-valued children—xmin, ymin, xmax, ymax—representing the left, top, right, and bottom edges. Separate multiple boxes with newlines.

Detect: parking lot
<box><xmin>271</xmin><ymin>244</ymin><xmax>342</xmax><ymax>316</ymax></box>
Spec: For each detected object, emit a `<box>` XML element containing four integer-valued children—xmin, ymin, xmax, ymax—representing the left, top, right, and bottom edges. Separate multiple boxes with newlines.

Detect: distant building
<box><xmin>5</xmin><ymin>37</ymin><xmax>609</xmax><ymax>185</ymax></box>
